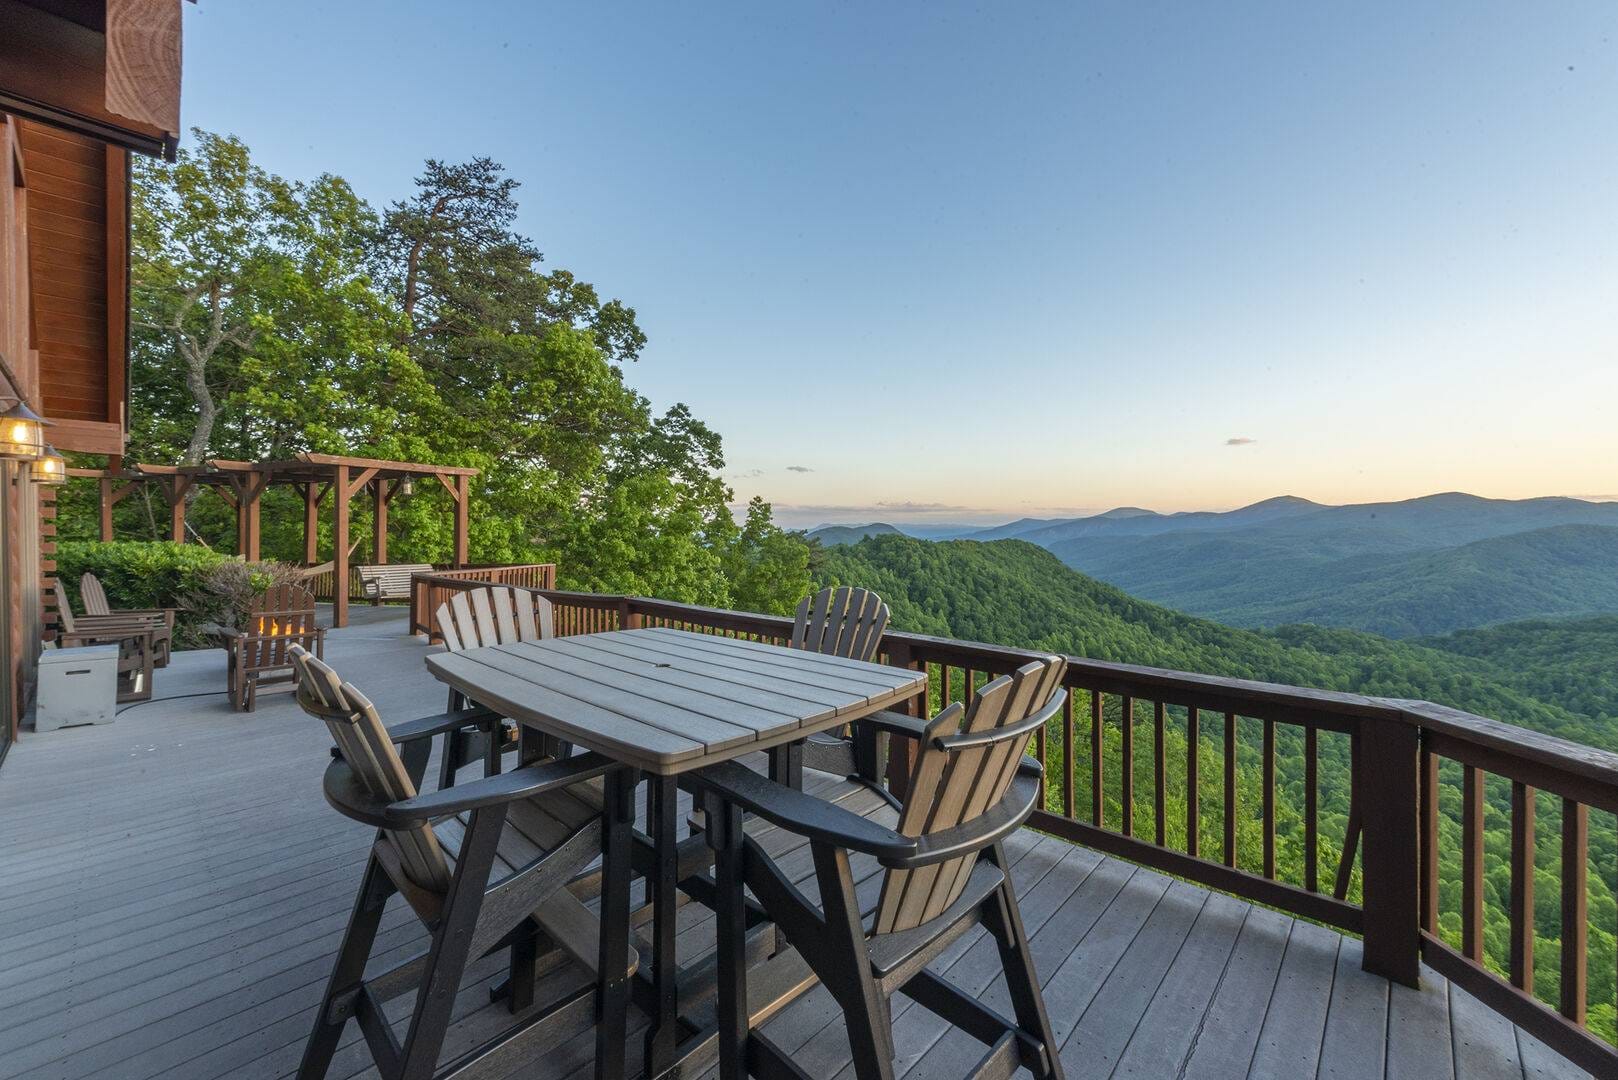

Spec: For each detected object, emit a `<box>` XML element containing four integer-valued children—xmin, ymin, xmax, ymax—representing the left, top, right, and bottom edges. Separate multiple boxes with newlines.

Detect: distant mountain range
<box><xmin>952</xmin><ymin>493</ymin><xmax>1618</xmax><ymax>636</ymax></box>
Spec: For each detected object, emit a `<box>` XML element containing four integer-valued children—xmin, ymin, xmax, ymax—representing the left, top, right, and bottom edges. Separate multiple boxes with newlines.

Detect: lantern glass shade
<box><xmin>399</xmin><ymin>478</ymin><xmax>414</xmax><ymax>496</ymax></box>
<box><xmin>31</xmin><ymin>445</ymin><xmax>66</xmax><ymax>484</ymax></box>
<box><xmin>0</xmin><ymin>401</ymin><xmax>46</xmax><ymax>459</ymax></box>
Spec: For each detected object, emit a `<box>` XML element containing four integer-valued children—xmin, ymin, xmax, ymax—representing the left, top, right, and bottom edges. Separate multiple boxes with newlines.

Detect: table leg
<box><xmin>597</xmin><ymin>768</ymin><xmax>637</xmax><ymax>1080</ymax></box>
<box><xmin>768</xmin><ymin>740</ymin><xmax>804</xmax><ymax>791</ymax></box>
<box><xmin>643</xmin><ymin>775</ymin><xmax>680</xmax><ymax>1074</ymax></box>
<box><xmin>708</xmin><ymin>790</ymin><xmax>750</xmax><ymax>1080</ymax></box>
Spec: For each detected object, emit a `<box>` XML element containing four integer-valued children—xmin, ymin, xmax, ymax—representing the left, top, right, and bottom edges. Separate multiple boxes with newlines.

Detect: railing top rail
<box><xmin>414</xmin><ymin>584</ymin><xmax>1618</xmax><ymax>796</ymax></box>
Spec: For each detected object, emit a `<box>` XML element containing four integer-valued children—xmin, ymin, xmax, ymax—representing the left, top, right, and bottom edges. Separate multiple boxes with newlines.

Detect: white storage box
<box><xmin>36</xmin><ymin>645</ymin><xmax>120</xmax><ymax>731</ymax></box>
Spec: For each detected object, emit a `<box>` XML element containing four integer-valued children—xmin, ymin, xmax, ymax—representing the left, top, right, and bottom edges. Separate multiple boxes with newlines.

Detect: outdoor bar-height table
<box><xmin>426</xmin><ymin>625</ymin><xmax>927</xmax><ymax>1079</ymax></box>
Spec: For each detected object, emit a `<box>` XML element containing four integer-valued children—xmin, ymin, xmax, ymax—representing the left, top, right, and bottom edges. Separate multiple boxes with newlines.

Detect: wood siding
<box><xmin>16</xmin><ymin>119</ymin><xmax>126</xmax><ymax>442</ymax></box>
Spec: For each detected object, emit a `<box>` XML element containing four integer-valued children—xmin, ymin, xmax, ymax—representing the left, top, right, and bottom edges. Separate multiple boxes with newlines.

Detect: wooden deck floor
<box><xmin>0</xmin><ymin>608</ymin><xmax>1591</xmax><ymax>1080</ymax></box>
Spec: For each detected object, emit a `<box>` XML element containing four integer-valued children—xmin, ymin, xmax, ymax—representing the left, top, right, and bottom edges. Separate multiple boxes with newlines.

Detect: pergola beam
<box><xmin>66</xmin><ymin>454</ymin><xmax>480</xmax><ymax>628</ymax></box>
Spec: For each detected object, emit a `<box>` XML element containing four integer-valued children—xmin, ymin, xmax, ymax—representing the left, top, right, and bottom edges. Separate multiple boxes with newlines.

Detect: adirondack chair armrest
<box><xmin>382</xmin><ymin>752</ymin><xmax>621</xmax><ymax>825</ymax></box>
<box><xmin>900</xmin><ymin>758</ymin><xmax>1044</xmax><ymax>869</ymax></box>
<box><xmin>857</xmin><ymin>709</ymin><xmax>931</xmax><ymax>741</ymax></box>
<box><xmin>385</xmin><ymin>706</ymin><xmax>503</xmax><ymax>744</ymax></box>
<box><xmin>60</xmin><ymin>625</ymin><xmax>155</xmax><ymax>648</ymax></box>
<box><xmin>690</xmin><ymin>760</ymin><xmax>917</xmax><ymax>860</ymax></box>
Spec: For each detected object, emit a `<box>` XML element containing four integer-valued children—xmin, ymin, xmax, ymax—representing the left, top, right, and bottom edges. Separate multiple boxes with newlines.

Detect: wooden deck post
<box><xmin>163</xmin><ymin>475</ymin><xmax>192</xmax><ymax>543</ymax></box>
<box><xmin>452</xmin><ymin>474</ymin><xmax>469</xmax><ymax>568</ymax></box>
<box><xmin>98</xmin><ymin>474</ymin><xmax>114</xmax><ymax>541</ymax></box>
<box><xmin>302</xmin><ymin>483</ymin><xmax>320</xmax><ymax>564</ymax></box>
<box><xmin>1358</xmin><ymin>716</ymin><xmax>1421</xmax><ymax>987</ymax></box>
<box><xmin>372</xmin><ymin>478</ymin><xmax>389</xmax><ymax>565</ymax></box>
<box><xmin>332</xmin><ymin>464</ymin><xmax>349</xmax><ymax>629</ymax></box>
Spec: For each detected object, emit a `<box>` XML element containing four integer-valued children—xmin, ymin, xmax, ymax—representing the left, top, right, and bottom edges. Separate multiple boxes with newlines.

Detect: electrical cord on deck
<box><xmin>115</xmin><ymin>689</ymin><xmax>230</xmax><ymax>716</ymax></box>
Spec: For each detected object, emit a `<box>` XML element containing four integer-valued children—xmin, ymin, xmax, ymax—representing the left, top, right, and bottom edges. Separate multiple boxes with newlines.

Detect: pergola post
<box><xmin>372</xmin><ymin>478</ymin><xmax>389</xmax><ymax>565</ymax></box>
<box><xmin>233</xmin><ymin>472</ymin><xmax>266</xmax><ymax>562</ymax></box>
<box><xmin>163</xmin><ymin>475</ymin><xmax>193</xmax><ymax>543</ymax></box>
<box><xmin>99</xmin><ymin>477</ymin><xmax>114</xmax><ymax>541</ymax></box>
<box><xmin>332</xmin><ymin>464</ymin><xmax>350</xmax><ymax>629</ymax></box>
<box><xmin>453</xmin><ymin>474</ymin><xmax>469</xmax><ymax>568</ymax></box>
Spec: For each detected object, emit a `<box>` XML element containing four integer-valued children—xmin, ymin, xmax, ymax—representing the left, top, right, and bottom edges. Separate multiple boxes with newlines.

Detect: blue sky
<box><xmin>180</xmin><ymin>3</ymin><xmax>1618</xmax><ymax>527</ymax></box>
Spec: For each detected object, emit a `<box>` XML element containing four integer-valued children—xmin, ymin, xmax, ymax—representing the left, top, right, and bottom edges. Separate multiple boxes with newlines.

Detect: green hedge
<box><xmin>55</xmin><ymin>541</ymin><xmax>232</xmax><ymax>647</ymax></box>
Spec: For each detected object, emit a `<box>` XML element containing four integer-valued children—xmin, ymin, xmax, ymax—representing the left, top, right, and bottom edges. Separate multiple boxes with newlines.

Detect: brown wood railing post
<box><xmin>1358</xmin><ymin>716</ymin><xmax>1421</xmax><ymax>987</ymax></box>
<box><xmin>884</xmin><ymin>638</ymin><xmax>918</xmax><ymax>801</ymax></box>
<box><xmin>618</xmin><ymin>597</ymin><xmax>643</xmax><ymax>631</ymax></box>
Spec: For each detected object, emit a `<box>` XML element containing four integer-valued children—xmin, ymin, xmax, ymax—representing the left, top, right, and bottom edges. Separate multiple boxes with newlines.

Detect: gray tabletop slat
<box><xmin>491</xmin><ymin>641</ymin><xmax>804</xmax><ymax>736</ymax></box>
<box><xmin>426</xmin><ymin>652</ymin><xmax>707</xmax><ymax>768</ymax></box>
<box><xmin>638</xmin><ymin>627</ymin><xmax>913</xmax><ymax>693</ymax></box>
<box><xmin>449</xmin><ymin>646</ymin><xmax>756</xmax><ymax>753</ymax></box>
<box><xmin>428</xmin><ymin>628</ymin><xmax>925</xmax><ymax>773</ymax></box>
<box><xmin>561</xmin><ymin>634</ymin><xmax>868</xmax><ymax>711</ymax></box>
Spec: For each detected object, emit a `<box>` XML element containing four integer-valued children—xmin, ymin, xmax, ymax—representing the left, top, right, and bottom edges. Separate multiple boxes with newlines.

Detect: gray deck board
<box><xmin>0</xmin><ymin>607</ymin><xmax>1591</xmax><ymax>1080</ymax></box>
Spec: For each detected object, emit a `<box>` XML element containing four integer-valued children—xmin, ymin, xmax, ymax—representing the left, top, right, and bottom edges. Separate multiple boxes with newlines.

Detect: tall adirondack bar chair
<box><xmin>289</xmin><ymin>645</ymin><xmax>630</xmax><ymax>1080</ymax></box>
<box><xmin>53</xmin><ymin>593</ymin><xmax>157</xmax><ymax>703</ymax></box>
<box><xmin>792</xmin><ymin>587</ymin><xmax>891</xmax><ymax>781</ymax></box>
<box><xmin>227</xmin><ymin>583</ymin><xmax>326</xmax><ymax>711</ymax></box>
<box><xmin>432</xmin><ymin>585</ymin><xmax>559</xmax><ymax>787</ymax></box>
<box><xmin>695</xmin><ymin>656</ymin><xmax>1068</xmax><ymax>1080</ymax></box>
<box><xmin>78</xmin><ymin>572</ymin><xmax>174</xmax><ymax>667</ymax></box>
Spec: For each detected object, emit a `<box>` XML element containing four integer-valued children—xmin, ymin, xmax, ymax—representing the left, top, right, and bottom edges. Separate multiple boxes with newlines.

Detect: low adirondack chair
<box><xmin>55</xmin><ymin>599</ymin><xmax>156</xmax><ymax>704</ymax></box>
<box><xmin>78</xmin><ymin>573</ymin><xmax>173</xmax><ymax>667</ymax></box>
<box><xmin>289</xmin><ymin>646</ymin><xmax>631</xmax><ymax>1080</ymax></box>
<box><xmin>432</xmin><ymin>585</ymin><xmax>559</xmax><ymax>786</ymax></box>
<box><xmin>694</xmin><ymin>656</ymin><xmax>1069</xmax><ymax>1080</ymax></box>
<box><xmin>792</xmin><ymin>587</ymin><xmax>892</xmax><ymax>779</ymax></box>
<box><xmin>226</xmin><ymin>583</ymin><xmax>326</xmax><ymax>711</ymax></box>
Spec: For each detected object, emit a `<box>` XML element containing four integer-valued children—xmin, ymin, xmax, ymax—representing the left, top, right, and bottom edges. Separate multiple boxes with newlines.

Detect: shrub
<box><xmin>180</xmin><ymin>560</ymin><xmax>308</xmax><ymax>633</ymax></box>
<box><xmin>55</xmin><ymin>541</ymin><xmax>231</xmax><ymax>619</ymax></box>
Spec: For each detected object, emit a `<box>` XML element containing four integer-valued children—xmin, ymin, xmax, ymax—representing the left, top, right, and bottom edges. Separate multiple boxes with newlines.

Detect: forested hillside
<box><xmin>805</xmin><ymin>523</ymin><xmax>901</xmax><ymax>545</ymax></box>
<box><xmin>814</xmin><ymin>534</ymin><xmax>1618</xmax><ymax>1038</ymax></box>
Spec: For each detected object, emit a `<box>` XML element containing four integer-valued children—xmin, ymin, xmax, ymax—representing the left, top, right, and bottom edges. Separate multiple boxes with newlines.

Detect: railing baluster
<box><xmin>1186</xmin><ymin>706</ymin><xmax>1199</xmax><ymax>858</ymax></box>
<box><xmin>1462</xmin><ymin>765</ymin><xmax>1484</xmax><ymax>961</ymax></box>
<box><xmin>1153</xmin><ymin>701</ymin><xmax>1166</xmax><ymax>847</ymax></box>
<box><xmin>1062</xmin><ymin>690</ymin><xmax>1074</xmax><ymax>819</ymax></box>
<box><xmin>1305</xmin><ymin>727</ymin><xmax>1318</xmax><ymax>892</ymax></box>
<box><xmin>1561</xmin><ymin>797</ymin><xmax>1588</xmax><ymax>1023</ymax></box>
<box><xmin>1262</xmin><ymin>719</ymin><xmax>1276</xmax><ymax>880</ymax></box>
<box><xmin>1223</xmin><ymin>713</ymin><xmax>1237</xmax><ymax>868</ymax></box>
<box><xmin>1420</xmin><ymin>747</ymin><xmax>1437</xmax><ymax>932</ymax></box>
<box><xmin>1121</xmin><ymin>695</ymin><xmax>1134</xmax><ymax>838</ymax></box>
<box><xmin>1090</xmin><ymin>690</ymin><xmax>1104</xmax><ymax>827</ymax></box>
<box><xmin>1034</xmin><ymin>721</ymin><xmax>1047</xmax><ymax>811</ymax></box>
<box><xmin>1509</xmin><ymin>780</ymin><xmax>1535</xmax><ymax>992</ymax></box>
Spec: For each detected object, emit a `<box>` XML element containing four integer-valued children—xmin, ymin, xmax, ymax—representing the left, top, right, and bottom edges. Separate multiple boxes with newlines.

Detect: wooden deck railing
<box><xmin>404</xmin><ymin>585</ymin><xmax>1618</xmax><ymax>1075</ymax></box>
<box><xmin>404</xmin><ymin>565</ymin><xmax>559</xmax><ymax>636</ymax></box>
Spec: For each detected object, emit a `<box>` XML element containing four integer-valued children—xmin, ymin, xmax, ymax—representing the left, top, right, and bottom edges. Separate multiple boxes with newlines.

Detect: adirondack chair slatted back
<box><xmin>790</xmin><ymin>586</ymin><xmax>889</xmax><ymax>663</ymax></box>
<box><xmin>873</xmin><ymin>656</ymin><xmax>1066</xmax><ymax>934</ymax></box>
<box><xmin>436</xmin><ymin>586</ymin><xmax>554</xmax><ymax>652</ymax></box>
<box><xmin>244</xmin><ymin>584</ymin><xmax>318</xmax><ymax>671</ymax></box>
<box><xmin>80</xmin><ymin>573</ymin><xmax>113</xmax><ymax>615</ymax></box>
<box><xmin>290</xmin><ymin>646</ymin><xmax>453</xmax><ymax>910</ymax></box>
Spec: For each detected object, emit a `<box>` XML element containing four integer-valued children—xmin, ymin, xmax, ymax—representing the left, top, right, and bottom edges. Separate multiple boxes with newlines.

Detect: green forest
<box><xmin>57</xmin><ymin>131</ymin><xmax>814</xmax><ymax>617</ymax></box>
<box><xmin>815</xmin><ymin>534</ymin><xmax>1618</xmax><ymax>1042</ymax></box>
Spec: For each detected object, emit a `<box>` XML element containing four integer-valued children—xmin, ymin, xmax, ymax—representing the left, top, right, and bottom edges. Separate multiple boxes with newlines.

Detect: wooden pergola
<box><xmin>69</xmin><ymin>453</ymin><xmax>479</xmax><ymax>628</ymax></box>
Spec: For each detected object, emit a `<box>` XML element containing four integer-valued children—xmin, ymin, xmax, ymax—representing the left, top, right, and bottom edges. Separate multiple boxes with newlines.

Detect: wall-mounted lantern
<box><xmin>0</xmin><ymin>400</ymin><xmax>47</xmax><ymax>460</ymax></box>
<box><xmin>31</xmin><ymin>445</ymin><xmax>67</xmax><ymax>485</ymax></box>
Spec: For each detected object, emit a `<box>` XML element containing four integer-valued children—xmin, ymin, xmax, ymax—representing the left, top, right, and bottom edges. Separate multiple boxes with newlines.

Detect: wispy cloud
<box><xmin>785</xmin><ymin>465</ymin><xmax>814</xmax><ymax>473</ymax></box>
<box><xmin>729</xmin><ymin>468</ymin><xmax>764</xmax><ymax>479</ymax></box>
<box><xmin>1225</xmin><ymin>437</ymin><xmax>1257</xmax><ymax>446</ymax></box>
<box><xmin>775</xmin><ymin>500</ymin><xmax>975</xmax><ymax>515</ymax></box>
